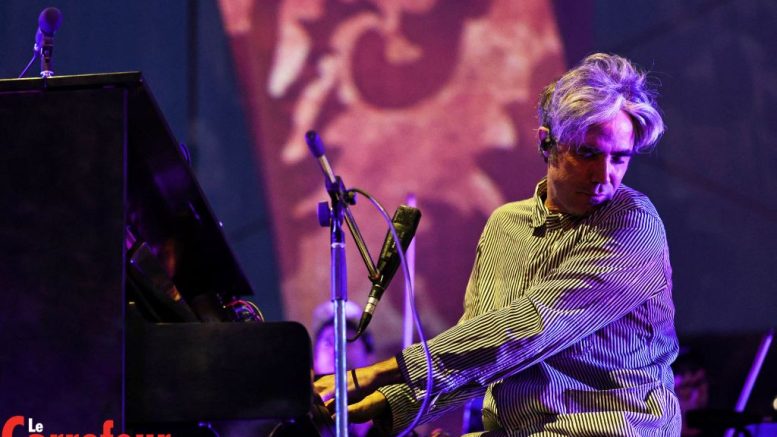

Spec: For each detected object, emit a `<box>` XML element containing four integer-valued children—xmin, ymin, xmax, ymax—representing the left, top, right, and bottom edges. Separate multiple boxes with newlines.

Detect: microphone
<box><xmin>356</xmin><ymin>205</ymin><xmax>421</xmax><ymax>336</ymax></box>
<box><xmin>35</xmin><ymin>7</ymin><xmax>63</xmax><ymax>78</ymax></box>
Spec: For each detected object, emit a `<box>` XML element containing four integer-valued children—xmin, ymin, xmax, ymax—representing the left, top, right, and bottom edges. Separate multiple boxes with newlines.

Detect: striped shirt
<box><xmin>378</xmin><ymin>179</ymin><xmax>680</xmax><ymax>436</ymax></box>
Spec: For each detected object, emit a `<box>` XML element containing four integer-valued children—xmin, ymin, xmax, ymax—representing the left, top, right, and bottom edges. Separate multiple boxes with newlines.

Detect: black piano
<box><xmin>0</xmin><ymin>73</ymin><xmax>312</xmax><ymax>434</ymax></box>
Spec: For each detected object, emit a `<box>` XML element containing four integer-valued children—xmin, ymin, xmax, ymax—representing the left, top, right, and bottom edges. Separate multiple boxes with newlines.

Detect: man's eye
<box><xmin>611</xmin><ymin>155</ymin><xmax>630</xmax><ymax>164</ymax></box>
<box><xmin>577</xmin><ymin>148</ymin><xmax>597</xmax><ymax>158</ymax></box>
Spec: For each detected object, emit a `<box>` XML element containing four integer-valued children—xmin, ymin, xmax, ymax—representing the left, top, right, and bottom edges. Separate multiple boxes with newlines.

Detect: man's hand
<box><xmin>346</xmin><ymin>390</ymin><xmax>389</xmax><ymax>423</ymax></box>
<box><xmin>314</xmin><ymin>357</ymin><xmax>402</xmax><ymax>404</ymax></box>
<box><xmin>313</xmin><ymin>357</ymin><xmax>403</xmax><ymax>429</ymax></box>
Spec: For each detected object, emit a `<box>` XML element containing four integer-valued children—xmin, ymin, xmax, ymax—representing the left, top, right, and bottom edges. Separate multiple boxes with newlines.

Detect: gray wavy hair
<box><xmin>538</xmin><ymin>53</ymin><xmax>664</xmax><ymax>155</ymax></box>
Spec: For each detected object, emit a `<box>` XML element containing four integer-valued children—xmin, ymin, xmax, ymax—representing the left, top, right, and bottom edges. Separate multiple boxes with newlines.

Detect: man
<box><xmin>316</xmin><ymin>53</ymin><xmax>680</xmax><ymax>436</ymax></box>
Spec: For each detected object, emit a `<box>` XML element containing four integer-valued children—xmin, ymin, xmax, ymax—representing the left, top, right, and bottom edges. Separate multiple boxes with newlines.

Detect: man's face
<box><xmin>545</xmin><ymin>110</ymin><xmax>635</xmax><ymax>216</ymax></box>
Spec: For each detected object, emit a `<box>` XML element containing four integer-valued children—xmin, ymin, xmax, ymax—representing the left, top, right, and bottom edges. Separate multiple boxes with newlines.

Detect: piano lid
<box><xmin>0</xmin><ymin>72</ymin><xmax>254</xmax><ymax>298</ymax></box>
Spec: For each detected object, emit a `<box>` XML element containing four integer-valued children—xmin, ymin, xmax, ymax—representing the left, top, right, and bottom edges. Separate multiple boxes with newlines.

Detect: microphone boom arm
<box><xmin>312</xmin><ymin>133</ymin><xmax>380</xmax><ymax>281</ymax></box>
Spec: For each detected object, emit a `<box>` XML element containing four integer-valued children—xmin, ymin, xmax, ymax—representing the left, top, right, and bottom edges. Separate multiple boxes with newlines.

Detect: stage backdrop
<box><xmin>217</xmin><ymin>0</ymin><xmax>566</xmax><ymax>351</ymax></box>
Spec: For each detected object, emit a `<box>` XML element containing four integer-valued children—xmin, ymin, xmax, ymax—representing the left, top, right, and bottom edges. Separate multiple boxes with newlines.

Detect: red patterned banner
<box><xmin>218</xmin><ymin>0</ymin><xmax>565</xmax><ymax>351</ymax></box>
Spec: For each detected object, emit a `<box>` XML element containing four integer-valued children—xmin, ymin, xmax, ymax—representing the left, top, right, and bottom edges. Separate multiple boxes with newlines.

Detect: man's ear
<box><xmin>537</xmin><ymin>126</ymin><xmax>550</xmax><ymax>144</ymax></box>
<box><xmin>537</xmin><ymin>126</ymin><xmax>553</xmax><ymax>162</ymax></box>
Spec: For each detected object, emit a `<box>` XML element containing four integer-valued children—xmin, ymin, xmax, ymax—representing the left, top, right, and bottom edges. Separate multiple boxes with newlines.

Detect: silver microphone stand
<box><xmin>307</xmin><ymin>131</ymin><xmax>379</xmax><ymax>437</ymax></box>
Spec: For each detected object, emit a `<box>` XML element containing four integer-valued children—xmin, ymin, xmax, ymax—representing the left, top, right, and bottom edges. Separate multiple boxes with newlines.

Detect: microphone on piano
<box><xmin>35</xmin><ymin>7</ymin><xmax>63</xmax><ymax>78</ymax></box>
<box><xmin>354</xmin><ymin>205</ymin><xmax>421</xmax><ymax>339</ymax></box>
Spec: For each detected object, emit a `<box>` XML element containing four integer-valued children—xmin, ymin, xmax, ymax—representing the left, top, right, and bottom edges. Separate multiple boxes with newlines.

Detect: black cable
<box><xmin>18</xmin><ymin>53</ymin><xmax>38</xmax><ymax>78</ymax></box>
<box><xmin>347</xmin><ymin>187</ymin><xmax>433</xmax><ymax>437</ymax></box>
<box><xmin>186</xmin><ymin>0</ymin><xmax>199</xmax><ymax>165</ymax></box>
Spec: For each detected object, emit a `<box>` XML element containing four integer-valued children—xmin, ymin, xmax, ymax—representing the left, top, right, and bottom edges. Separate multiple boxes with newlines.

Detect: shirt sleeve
<box><xmin>377</xmin><ymin>229</ymin><xmax>490</xmax><ymax>434</ymax></box>
<box><xmin>377</xmin><ymin>382</ymin><xmax>486</xmax><ymax>434</ymax></box>
<box><xmin>390</xmin><ymin>205</ymin><xmax>670</xmax><ymax>421</ymax></box>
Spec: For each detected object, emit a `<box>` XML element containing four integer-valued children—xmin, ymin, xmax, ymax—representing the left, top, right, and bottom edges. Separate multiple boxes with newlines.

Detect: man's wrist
<box><xmin>370</xmin><ymin>390</ymin><xmax>393</xmax><ymax>434</ymax></box>
<box><xmin>373</xmin><ymin>356</ymin><xmax>403</xmax><ymax>387</ymax></box>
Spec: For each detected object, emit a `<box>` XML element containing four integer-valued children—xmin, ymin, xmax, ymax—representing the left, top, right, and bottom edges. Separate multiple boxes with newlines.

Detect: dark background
<box><xmin>0</xmin><ymin>0</ymin><xmax>284</xmax><ymax>321</ymax></box>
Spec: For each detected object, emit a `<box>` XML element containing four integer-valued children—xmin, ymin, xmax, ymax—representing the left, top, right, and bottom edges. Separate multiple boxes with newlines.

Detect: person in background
<box><xmin>672</xmin><ymin>348</ymin><xmax>709</xmax><ymax>437</ymax></box>
<box><xmin>312</xmin><ymin>301</ymin><xmax>378</xmax><ymax>437</ymax></box>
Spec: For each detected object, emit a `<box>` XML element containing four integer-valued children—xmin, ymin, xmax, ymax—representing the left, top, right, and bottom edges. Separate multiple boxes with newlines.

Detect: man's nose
<box><xmin>590</xmin><ymin>157</ymin><xmax>611</xmax><ymax>183</ymax></box>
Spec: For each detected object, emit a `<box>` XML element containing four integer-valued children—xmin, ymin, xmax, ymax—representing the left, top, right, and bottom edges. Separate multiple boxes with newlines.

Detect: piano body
<box><xmin>0</xmin><ymin>73</ymin><xmax>312</xmax><ymax>432</ymax></box>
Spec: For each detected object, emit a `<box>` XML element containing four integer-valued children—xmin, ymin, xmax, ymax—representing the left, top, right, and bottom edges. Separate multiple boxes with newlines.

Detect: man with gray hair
<box><xmin>316</xmin><ymin>53</ymin><xmax>680</xmax><ymax>436</ymax></box>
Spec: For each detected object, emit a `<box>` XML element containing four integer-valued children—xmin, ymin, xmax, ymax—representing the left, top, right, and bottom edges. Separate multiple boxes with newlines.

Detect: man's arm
<box><xmin>315</xmin><ymin>205</ymin><xmax>670</xmax><ymax>432</ymax></box>
<box><xmin>398</xmin><ymin>206</ymin><xmax>670</xmax><ymax>400</ymax></box>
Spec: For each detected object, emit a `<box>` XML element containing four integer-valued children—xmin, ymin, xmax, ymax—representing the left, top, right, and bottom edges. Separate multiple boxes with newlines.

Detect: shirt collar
<box><xmin>531</xmin><ymin>178</ymin><xmax>550</xmax><ymax>228</ymax></box>
<box><xmin>531</xmin><ymin>178</ymin><xmax>576</xmax><ymax>229</ymax></box>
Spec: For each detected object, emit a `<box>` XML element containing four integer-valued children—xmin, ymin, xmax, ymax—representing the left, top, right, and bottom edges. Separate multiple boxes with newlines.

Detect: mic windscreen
<box><xmin>375</xmin><ymin>205</ymin><xmax>421</xmax><ymax>284</ymax></box>
<box><xmin>305</xmin><ymin>130</ymin><xmax>326</xmax><ymax>158</ymax></box>
<box><xmin>38</xmin><ymin>7</ymin><xmax>62</xmax><ymax>36</ymax></box>
<box><xmin>35</xmin><ymin>28</ymin><xmax>44</xmax><ymax>48</ymax></box>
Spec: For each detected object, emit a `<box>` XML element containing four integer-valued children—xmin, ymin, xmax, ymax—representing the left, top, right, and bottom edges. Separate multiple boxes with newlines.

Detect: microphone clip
<box><xmin>325</xmin><ymin>176</ymin><xmax>357</xmax><ymax>207</ymax></box>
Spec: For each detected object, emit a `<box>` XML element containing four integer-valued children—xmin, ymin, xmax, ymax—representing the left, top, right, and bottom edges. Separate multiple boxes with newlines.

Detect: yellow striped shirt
<box><xmin>379</xmin><ymin>179</ymin><xmax>680</xmax><ymax>436</ymax></box>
